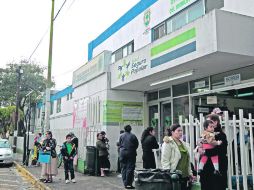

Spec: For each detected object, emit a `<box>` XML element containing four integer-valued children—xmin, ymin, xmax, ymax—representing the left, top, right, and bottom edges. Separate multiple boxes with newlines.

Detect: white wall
<box><xmin>93</xmin><ymin>0</ymin><xmax>172</xmax><ymax>57</ymax></box>
<box><xmin>223</xmin><ymin>0</ymin><xmax>254</xmax><ymax>17</ymax></box>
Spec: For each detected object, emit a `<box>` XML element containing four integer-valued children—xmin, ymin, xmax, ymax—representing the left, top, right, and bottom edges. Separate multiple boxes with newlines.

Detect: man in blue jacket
<box><xmin>119</xmin><ymin>125</ymin><xmax>139</xmax><ymax>189</ymax></box>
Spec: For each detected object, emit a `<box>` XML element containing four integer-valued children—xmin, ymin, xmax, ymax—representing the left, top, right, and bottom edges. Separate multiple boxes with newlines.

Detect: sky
<box><xmin>0</xmin><ymin>0</ymin><xmax>139</xmax><ymax>90</ymax></box>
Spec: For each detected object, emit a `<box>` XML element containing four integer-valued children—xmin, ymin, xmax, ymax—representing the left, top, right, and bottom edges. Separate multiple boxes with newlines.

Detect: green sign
<box><xmin>103</xmin><ymin>100</ymin><xmax>143</xmax><ymax>125</ymax></box>
<box><xmin>143</xmin><ymin>9</ymin><xmax>151</xmax><ymax>27</ymax></box>
<box><xmin>169</xmin><ymin>0</ymin><xmax>198</xmax><ymax>16</ymax></box>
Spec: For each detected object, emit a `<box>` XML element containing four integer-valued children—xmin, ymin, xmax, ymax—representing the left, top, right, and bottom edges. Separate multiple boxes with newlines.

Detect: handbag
<box><xmin>38</xmin><ymin>151</ymin><xmax>51</xmax><ymax>163</ymax></box>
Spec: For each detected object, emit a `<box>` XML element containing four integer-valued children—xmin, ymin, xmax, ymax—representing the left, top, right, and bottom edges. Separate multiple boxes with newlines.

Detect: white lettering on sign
<box><xmin>198</xmin><ymin>107</ymin><xmax>209</xmax><ymax>113</ymax></box>
<box><xmin>194</xmin><ymin>80</ymin><xmax>206</xmax><ymax>89</ymax></box>
<box><xmin>169</xmin><ymin>0</ymin><xmax>198</xmax><ymax>17</ymax></box>
<box><xmin>224</xmin><ymin>74</ymin><xmax>241</xmax><ymax>86</ymax></box>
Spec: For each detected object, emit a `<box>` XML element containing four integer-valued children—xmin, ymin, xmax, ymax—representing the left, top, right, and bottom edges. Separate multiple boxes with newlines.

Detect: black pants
<box><xmin>121</xmin><ymin>157</ymin><xmax>136</xmax><ymax>187</ymax></box>
<box><xmin>64</xmin><ymin>159</ymin><xmax>75</xmax><ymax>180</ymax></box>
<box><xmin>117</xmin><ymin>157</ymin><xmax>121</xmax><ymax>173</ymax></box>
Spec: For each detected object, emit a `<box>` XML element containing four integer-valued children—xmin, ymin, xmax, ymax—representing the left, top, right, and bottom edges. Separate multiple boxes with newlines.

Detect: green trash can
<box><xmin>134</xmin><ymin>169</ymin><xmax>182</xmax><ymax>190</ymax></box>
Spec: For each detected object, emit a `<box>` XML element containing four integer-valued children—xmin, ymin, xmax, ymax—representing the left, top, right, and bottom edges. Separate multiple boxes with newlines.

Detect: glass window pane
<box><xmin>166</xmin><ymin>19</ymin><xmax>172</xmax><ymax>34</ymax></box>
<box><xmin>148</xmin><ymin>91</ymin><xmax>158</xmax><ymax>101</ymax></box>
<box><xmin>212</xmin><ymin>65</ymin><xmax>254</xmax><ymax>89</ymax></box>
<box><xmin>173</xmin><ymin>82</ymin><xmax>189</xmax><ymax>97</ymax></box>
<box><xmin>173</xmin><ymin>96</ymin><xmax>189</xmax><ymax>123</ymax></box>
<box><xmin>115</xmin><ymin>49</ymin><xmax>123</xmax><ymax>62</ymax></box>
<box><xmin>188</xmin><ymin>1</ymin><xmax>204</xmax><ymax>23</ymax></box>
<box><xmin>153</xmin><ymin>23</ymin><xmax>166</xmax><ymax>41</ymax></box>
<box><xmin>128</xmin><ymin>43</ymin><xmax>133</xmax><ymax>55</ymax></box>
<box><xmin>159</xmin><ymin>88</ymin><xmax>171</xmax><ymax>99</ymax></box>
<box><xmin>111</xmin><ymin>53</ymin><xmax>115</xmax><ymax>63</ymax></box>
<box><xmin>172</xmin><ymin>11</ymin><xmax>187</xmax><ymax>31</ymax></box>
<box><xmin>123</xmin><ymin>46</ymin><xmax>128</xmax><ymax>57</ymax></box>
<box><xmin>190</xmin><ymin>77</ymin><xmax>210</xmax><ymax>93</ymax></box>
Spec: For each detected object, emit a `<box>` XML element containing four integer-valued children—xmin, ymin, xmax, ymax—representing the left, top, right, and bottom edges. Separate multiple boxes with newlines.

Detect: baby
<box><xmin>198</xmin><ymin>120</ymin><xmax>222</xmax><ymax>175</ymax></box>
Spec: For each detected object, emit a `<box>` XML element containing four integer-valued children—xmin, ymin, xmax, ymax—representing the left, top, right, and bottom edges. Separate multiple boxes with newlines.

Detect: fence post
<box><xmin>239</xmin><ymin>109</ymin><xmax>248</xmax><ymax>190</ymax></box>
<box><xmin>249</xmin><ymin>113</ymin><xmax>254</xmax><ymax>190</ymax></box>
<box><xmin>224</xmin><ymin>111</ymin><xmax>232</xmax><ymax>190</ymax></box>
<box><xmin>233</xmin><ymin>115</ymin><xmax>240</xmax><ymax>190</ymax></box>
<box><xmin>189</xmin><ymin>115</ymin><xmax>194</xmax><ymax>164</ymax></box>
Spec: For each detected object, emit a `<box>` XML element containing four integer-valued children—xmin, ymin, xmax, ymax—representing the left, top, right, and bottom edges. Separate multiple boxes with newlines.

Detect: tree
<box><xmin>0</xmin><ymin>106</ymin><xmax>24</xmax><ymax>138</ymax></box>
<box><xmin>0</xmin><ymin>59</ymin><xmax>53</xmax><ymax>111</ymax></box>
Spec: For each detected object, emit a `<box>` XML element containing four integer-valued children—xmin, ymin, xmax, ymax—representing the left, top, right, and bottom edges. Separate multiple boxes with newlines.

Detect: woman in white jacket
<box><xmin>161</xmin><ymin>124</ymin><xmax>192</xmax><ymax>190</ymax></box>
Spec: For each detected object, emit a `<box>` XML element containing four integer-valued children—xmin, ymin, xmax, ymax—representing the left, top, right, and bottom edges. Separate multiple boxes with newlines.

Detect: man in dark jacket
<box><xmin>119</xmin><ymin>125</ymin><xmax>139</xmax><ymax>189</ymax></box>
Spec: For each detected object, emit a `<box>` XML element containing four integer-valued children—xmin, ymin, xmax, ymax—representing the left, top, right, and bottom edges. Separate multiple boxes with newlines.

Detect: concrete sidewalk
<box><xmin>14</xmin><ymin>154</ymin><xmax>125</xmax><ymax>190</ymax></box>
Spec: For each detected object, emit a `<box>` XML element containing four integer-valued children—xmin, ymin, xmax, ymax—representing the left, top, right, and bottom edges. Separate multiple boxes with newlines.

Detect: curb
<box><xmin>14</xmin><ymin>161</ymin><xmax>52</xmax><ymax>190</ymax></box>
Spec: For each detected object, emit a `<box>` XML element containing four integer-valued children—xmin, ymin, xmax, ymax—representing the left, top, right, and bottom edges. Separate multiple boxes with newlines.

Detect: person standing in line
<box><xmin>69</xmin><ymin>132</ymin><xmax>79</xmax><ymax>168</ymax></box>
<box><xmin>119</xmin><ymin>125</ymin><xmax>139</xmax><ymax>189</ymax></box>
<box><xmin>41</xmin><ymin>131</ymin><xmax>58</xmax><ymax>183</ymax></box>
<box><xmin>161</xmin><ymin>124</ymin><xmax>193</xmax><ymax>190</ymax></box>
<box><xmin>61</xmin><ymin>134</ymin><xmax>77</xmax><ymax>184</ymax></box>
<box><xmin>198</xmin><ymin>120</ymin><xmax>222</xmax><ymax>174</ymax></box>
<box><xmin>117</xmin><ymin>130</ymin><xmax>125</xmax><ymax>177</ymax></box>
<box><xmin>200</xmin><ymin>114</ymin><xmax>228</xmax><ymax>190</ymax></box>
<box><xmin>141</xmin><ymin>127</ymin><xmax>159</xmax><ymax>169</ymax></box>
<box><xmin>96</xmin><ymin>133</ymin><xmax>109</xmax><ymax>177</ymax></box>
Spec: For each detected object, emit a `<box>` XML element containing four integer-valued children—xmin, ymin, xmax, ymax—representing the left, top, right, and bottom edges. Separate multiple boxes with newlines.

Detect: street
<box><xmin>0</xmin><ymin>165</ymin><xmax>36</xmax><ymax>190</ymax></box>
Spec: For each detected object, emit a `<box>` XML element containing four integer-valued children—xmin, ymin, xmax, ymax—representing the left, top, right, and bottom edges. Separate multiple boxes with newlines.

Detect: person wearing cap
<box><xmin>212</xmin><ymin>108</ymin><xmax>223</xmax><ymax>116</ymax></box>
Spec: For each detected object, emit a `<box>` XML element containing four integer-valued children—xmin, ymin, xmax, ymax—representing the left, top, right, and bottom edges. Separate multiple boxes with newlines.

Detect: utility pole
<box><xmin>44</xmin><ymin>0</ymin><xmax>55</xmax><ymax>132</ymax></box>
<box><xmin>13</xmin><ymin>66</ymin><xmax>23</xmax><ymax>153</ymax></box>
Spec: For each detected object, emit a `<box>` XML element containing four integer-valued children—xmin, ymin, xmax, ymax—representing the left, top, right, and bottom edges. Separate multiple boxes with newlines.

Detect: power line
<box><xmin>28</xmin><ymin>0</ymin><xmax>76</xmax><ymax>61</ymax></box>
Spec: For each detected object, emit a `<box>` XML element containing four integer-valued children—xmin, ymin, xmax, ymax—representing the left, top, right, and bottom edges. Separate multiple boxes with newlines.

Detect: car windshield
<box><xmin>0</xmin><ymin>141</ymin><xmax>10</xmax><ymax>148</ymax></box>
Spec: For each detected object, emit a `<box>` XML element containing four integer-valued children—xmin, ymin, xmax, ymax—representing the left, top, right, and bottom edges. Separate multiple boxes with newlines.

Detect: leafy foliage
<box><xmin>0</xmin><ymin>106</ymin><xmax>24</xmax><ymax>136</ymax></box>
<box><xmin>0</xmin><ymin>59</ymin><xmax>53</xmax><ymax>110</ymax></box>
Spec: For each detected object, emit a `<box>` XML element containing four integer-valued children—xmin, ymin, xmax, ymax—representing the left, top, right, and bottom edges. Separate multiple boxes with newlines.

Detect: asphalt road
<box><xmin>0</xmin><ymin>164</ymin><xmax>36</xmax><ymax>190</ymax></box>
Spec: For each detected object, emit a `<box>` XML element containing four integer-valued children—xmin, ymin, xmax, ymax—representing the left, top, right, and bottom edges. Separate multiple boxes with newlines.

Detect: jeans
<box><xmin>121</xmin><ymin>157</ymin><xmax>136</xmax><ymax>187</ymax></box>
<box><xmin>64</xmin><ymin>159</ymin><xmax>75</xmax><ymax>180</ymax></box>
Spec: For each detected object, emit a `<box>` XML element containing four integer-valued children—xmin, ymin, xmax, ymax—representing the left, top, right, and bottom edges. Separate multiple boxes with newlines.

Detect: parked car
<box><xmin>0</xmin><ymin>139</ymin><xmax>13</xmax><ymax>165</ymax></box>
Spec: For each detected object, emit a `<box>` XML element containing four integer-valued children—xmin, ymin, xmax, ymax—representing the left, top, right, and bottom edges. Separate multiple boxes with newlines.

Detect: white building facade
<box><xmin>34</xmin><ymin>0</ymin><xmax>254</xmax><ymax>171</ymax></box>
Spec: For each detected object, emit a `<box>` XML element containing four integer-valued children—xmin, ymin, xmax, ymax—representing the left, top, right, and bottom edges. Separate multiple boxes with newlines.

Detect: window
<box><xmin>159</xmin><ymin>88</ymin><xmax>171</xmax><ymax>99</ymax></box>
<box><xmin>50</xmin><ymin>102</ymin><xmax>54</xmax><ymax>115</ymax></box>
<box><xmin>70</xmin><ymin>93</ymin><xmax>73</xmax><ymax>99</ymax></box>
<box><xmin>38</xmin><ymin>108</ymin><xmax>41</xmax><ymax>118</ymax></box>
<box><xmin>173</xmin><ymin>82</ymin><xmax>189</xmax><ymax>97</ymax></box>
<box><xmin>67</xmin><ymin>94</ymin><xmax>70</xmax><ymax>101</ymax></box>
<box><xmin>148</xmin><ymin>91</ymin><xmax>158</xmax><ymax>101</ymax></box>
<box><xmin>190</xmin><ymin>77</ymin><xmax>210</xmax><ymax>93</ymax></box>
<box><xmin>153</xmin><ymin>23</ymin><xmax>166</xmax><ymax>41</ymax></box>
<box><xmin>166</xmin><ymin>20</ymin><xmax>172</xmax><ymax>34</ymax></box>
<box><xmin>152</xmin><ymin>0</ymin><xmax>205</xmax><ymax>41</ymax></box>
<box><xmin>56</xmin><ymin>98</ymin><xmax>61</xmax><ymax>113</ymax></box>
<box><xmin>173</xmin><ymin>96</ymin><xmax>189</xmax><ymax>123</ymax></box>
<box><xmin>172</xmin><ymin>11</ymin><xmax>187</xmax><ymax>31</ymax></box>
<box><xmin>111</xmin><ymin>41</ymin><xmax>134</xmax><ymax>63</ymax></box>
<box><xmin>188</xmin><ymin>0</ymin><xmax>205</xmax><ymax>22</ymax></box>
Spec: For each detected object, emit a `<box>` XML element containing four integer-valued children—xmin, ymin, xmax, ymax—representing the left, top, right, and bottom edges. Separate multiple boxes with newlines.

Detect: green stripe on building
<box><xmin>151</xmin><ymin>28</ymin><xmax>196</xmax><ymax>57</ymax></box>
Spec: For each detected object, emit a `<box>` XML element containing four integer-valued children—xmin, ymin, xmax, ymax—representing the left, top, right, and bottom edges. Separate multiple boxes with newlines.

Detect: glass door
<box><xmin>160</xmin><ymin>102</ymin><xmax>172</xmax><ymax>143</ymax></box>
<box><xmin>149</xmin><ymin>105</ymin><xmax>159</xmax><ymax>140</ymax></box>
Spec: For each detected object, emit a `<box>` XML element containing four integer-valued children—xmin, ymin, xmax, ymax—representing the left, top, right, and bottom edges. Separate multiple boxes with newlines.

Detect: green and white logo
<box><xmin>144</xmin><ymin>9</ymin><xmax>151</xmax><ymax>27</ymax></box>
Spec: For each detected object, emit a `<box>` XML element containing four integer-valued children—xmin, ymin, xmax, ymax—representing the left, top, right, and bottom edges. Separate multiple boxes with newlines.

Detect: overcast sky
<box><xmin>0</xmin><ymin>0</ymin><xmax>139</xmax><ymax>89</ymax></box>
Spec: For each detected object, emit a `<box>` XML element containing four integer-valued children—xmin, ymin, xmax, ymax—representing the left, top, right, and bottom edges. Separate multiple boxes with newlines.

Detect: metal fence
<box><xmin>51</xmin><ymin>126</ymin><xmax>101</xmax><ymax>160</ymax></box>
<box><xmin>178</xmin><ymin>109</ymin><xmax>254</xmax><ymax>190</ymax></box>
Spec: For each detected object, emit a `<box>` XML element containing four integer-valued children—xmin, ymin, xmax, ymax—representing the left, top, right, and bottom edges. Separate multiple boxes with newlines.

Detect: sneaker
<box><xmin>117</xmin><ymin>174</ymin><xmax>122</xmax><ymax>178</ymax></box>
<box><xmin>125</xmin><ymin>185</ymin><xmax>135</xmax><ymax>189</ymax></box>
<box><xmin>65</xmin><ymin>180</ymin><xmax>70</xmax><ymax>184</ymax></box>
<box><xmin>71</xmin><ymin>179</ymin><xmax>76</xmax><ymax>183</ymax></box>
